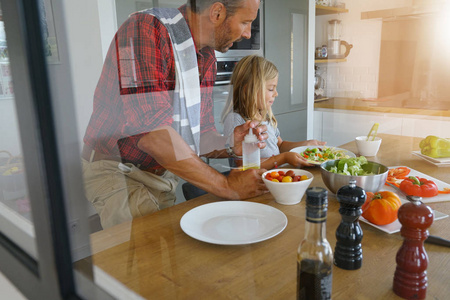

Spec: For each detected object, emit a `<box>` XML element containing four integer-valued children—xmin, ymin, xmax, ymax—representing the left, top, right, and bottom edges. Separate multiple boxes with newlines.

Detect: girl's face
<box><xmin>262</xmin><ymin>75</ymin><xmax>279</xmax><ymax>109</ymax></box>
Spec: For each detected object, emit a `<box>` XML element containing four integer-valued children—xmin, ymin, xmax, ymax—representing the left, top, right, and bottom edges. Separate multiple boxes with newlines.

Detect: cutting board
<box><xmin>384</xmin><ymin>166</ymin><xmax>450</xmax><ymax>204</ymax></box>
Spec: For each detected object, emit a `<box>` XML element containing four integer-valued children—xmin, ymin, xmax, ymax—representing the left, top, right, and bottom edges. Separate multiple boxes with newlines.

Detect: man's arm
<box><xmin>138</xmin><ymin>126</ymin><xmax>267</xmax><ymax>199</ymax></box>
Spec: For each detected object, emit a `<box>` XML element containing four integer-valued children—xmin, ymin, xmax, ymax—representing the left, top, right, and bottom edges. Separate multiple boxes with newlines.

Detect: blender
<box><xmin>328</xmin><ymin>19</ymin><xmax>353</xmax><ymax>59</ymax></box>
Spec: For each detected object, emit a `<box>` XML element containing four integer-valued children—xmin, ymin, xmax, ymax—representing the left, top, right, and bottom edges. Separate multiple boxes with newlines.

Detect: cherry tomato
<box><xmin>278</xmin><ymin>171</ymin><xmax>285</xmax><ymax>176</ymax></box>
<box><xmin>286</xmin><ymin>170</ymin><xmax>295</xmax><ymax>177</ymax></box>
<box><xmin>293</xmin><ymin>176</ymin><xmax>301</xmax><ymax>182</ymax></box>
<box><xmin>282</xmin><ymin>176</ymin><xmax>293</xmax><ymax>182</ymax></box>
<box><xmin>300</xmin><ymin>175</ymin><xmax>309</xmax><ymax>181</ymax></box>
<box><xmin>271</xmin><ymin>179</ymin><xmax>279</xmax><ymax>182</ymax></box>
<box><xmin>270</xmin><ymin>171</ymin><xmax>280</xmax><ymax>178</ymax></box>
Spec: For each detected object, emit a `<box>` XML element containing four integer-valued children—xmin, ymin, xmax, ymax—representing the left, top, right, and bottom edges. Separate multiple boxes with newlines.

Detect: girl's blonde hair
<box><xmin>221</xmin><ymin>55</ymin><xmax>278</xmax><ymax>128</ymax></box>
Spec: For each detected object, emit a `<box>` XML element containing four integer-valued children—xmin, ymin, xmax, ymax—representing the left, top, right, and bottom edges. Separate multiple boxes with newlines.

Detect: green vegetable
<box><xmin>419</xmin><ymin>135</ymin><xmax>450</xmax><ymax>158</ymax></box>
<box><xmin>328</xmin><ymin>156</ymin><xmax>374</xmax><ymax>176</ymax></box>
<box><xmin>301</xmin><ymin>147</ymin><xmax>349</xmax><ymax>163</ymax></box>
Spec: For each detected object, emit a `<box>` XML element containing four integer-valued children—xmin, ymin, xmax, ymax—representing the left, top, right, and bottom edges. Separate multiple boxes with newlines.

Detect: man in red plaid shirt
<box><xmin>82</xmin><ymin>0</ymin><xmax>268</xmax><ymax>228</ymax></box>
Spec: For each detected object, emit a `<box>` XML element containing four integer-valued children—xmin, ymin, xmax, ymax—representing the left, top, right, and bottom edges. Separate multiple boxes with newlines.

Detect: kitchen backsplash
<box><xmin>323</xmin><ymin>65</ymin><xmax>379</xmax><ymax>99</ymax></box>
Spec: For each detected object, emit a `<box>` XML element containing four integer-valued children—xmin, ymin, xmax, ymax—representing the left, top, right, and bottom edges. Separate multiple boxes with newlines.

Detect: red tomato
<box><xmin>278</xmin><ymin>171</ymin><xmax>285</xmax><ymax>176</ymax></box>
<box><xmin>293</xmin><ymin>176</ymin><xmax>301</xmax><ymax>182</ymax></box>
<box><xmin>362</xmin><ymin>191</ymin><xmax>402</xmax><ymax>225</ymax></box>
<box><xmin>286</xmin><ymin>170</ymin><xmax>295</xmax><ymax>177</ymax></box>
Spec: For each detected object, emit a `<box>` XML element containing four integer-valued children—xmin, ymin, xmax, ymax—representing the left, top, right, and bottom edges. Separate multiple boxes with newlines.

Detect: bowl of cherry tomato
<box><xmin>262</xmin><ymin>169</ymin><xmax>313</xmax><ymax>205</ymax></box>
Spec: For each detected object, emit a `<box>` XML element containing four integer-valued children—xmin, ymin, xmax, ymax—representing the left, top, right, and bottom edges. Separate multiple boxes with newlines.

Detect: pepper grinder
<box><xmin>393</xmin><ymin>196</ymin><xmax>434</xmax><ymax>299</ymax></box>
<box><xmin>334</xmin><ymin>179</ymin><xmax>366</xmax><ymax>270</ymax></box>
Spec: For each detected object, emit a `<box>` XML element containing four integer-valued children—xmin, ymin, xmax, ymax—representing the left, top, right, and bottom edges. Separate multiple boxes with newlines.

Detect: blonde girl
<box><xmin>221</xmin><ymin>55</ymin><xmax>325</xmax><ymax>169</ymax></box>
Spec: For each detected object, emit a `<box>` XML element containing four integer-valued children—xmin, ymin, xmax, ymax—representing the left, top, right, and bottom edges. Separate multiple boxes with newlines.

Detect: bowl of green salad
<box><xmin>320</xmin><ymin>156</ymin><xmax>388</xmax><ymax>194</ymax></box>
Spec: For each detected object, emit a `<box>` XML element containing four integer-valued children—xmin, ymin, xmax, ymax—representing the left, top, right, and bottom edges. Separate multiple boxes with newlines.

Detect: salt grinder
<box><xmin>393</xmin><ymin>196</ymin><xmax>433</xmax><ymax>299</ymax></box>
<box><xmin>334</xmin><ymin>179</ymin><xmax>366</xmax><ymax>270</ymax></box>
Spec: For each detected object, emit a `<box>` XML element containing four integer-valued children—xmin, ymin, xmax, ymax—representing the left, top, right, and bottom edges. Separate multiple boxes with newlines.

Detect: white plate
<box><xmin>360</xmin><ymin>210</ymin><xmax>448</xmax><ymax>234</ymax></box>
<box><xmin>412</xmin><ymin>151</ymin><xmax>450</xmax><ymax>167</ymax></box>
<box><xmin>290</xmin><ymin>146</ymin><xmax>356</xmax><ymax>165</ymax></box>
<box><xmin>384</xmin><ymin>166</ymin><xmax>450</xmax><ymax>204</ymax></box>
<box><xmin>180</xmin><ymin>201</ymin><xmax>288</xmax><ymax>245</ymax></box>
<box><xmin>360</xmin><ymin>165</ymin><xmax>450</xmax><ymax>233</ymax></box>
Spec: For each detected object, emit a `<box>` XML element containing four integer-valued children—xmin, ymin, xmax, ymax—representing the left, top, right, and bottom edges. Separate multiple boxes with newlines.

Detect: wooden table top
<box><xmin>86</xmin><ymin>134</ymin><xmax>450</xmax><ymax>299</ymax></box>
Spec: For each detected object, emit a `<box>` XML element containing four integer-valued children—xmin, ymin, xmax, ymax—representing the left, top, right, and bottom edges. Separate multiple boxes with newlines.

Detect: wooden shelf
<box><xmin>316</xmin><ymin>5</ymin><xmax>349</xmax><ymax>15</ymax></box>
<box><xmin>361</xmin><ymin>6</ymin><xmax>438</xmax><ymax>20</ymax></box>
<box><xmin>315</xmin><ymin>58</ymin><xmax>347</xmax><ymax>63</ymax></box>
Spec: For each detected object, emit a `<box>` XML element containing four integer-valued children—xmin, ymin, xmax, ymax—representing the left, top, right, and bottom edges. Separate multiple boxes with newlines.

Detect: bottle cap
<box><xmin>306</xmin><ymin>187</ymin><xmax>328</xmax><ymax>206</ymax></box>
<box><xmin>305</xmin><ymin>187</ymin><xmax>328</xmax><ymax>223</ymax></box>
<box><xmin>244</xmin><ymin>128</ymin><xmax>258</xmax><ymax>143</ymax></box>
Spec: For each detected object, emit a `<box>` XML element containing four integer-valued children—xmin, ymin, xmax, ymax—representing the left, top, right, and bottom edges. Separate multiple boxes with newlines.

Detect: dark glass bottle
<box><xmin>297</xmin><ymin>187</ymin><xmax>333</xmax><ymax>300</ymax></box>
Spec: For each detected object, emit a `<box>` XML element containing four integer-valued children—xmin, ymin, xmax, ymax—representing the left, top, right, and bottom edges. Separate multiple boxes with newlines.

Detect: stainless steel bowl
<box><xmin>320</xmin><ymin>160</ymin><xmax>389</xmax><ymax>194</ymax></box>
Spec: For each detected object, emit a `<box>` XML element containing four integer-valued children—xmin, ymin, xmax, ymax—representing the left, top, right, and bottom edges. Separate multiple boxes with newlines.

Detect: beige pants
<box><xmin>82</xmin><ymin>159</ymin><xmax>179</xmax><ymax>229</ymax></box>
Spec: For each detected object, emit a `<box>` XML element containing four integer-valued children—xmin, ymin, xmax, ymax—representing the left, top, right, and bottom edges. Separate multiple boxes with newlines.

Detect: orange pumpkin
<box><xmin>361</xmin><ymin>191</ymin><xmax>402</xmax><ymax>225</ymax></box>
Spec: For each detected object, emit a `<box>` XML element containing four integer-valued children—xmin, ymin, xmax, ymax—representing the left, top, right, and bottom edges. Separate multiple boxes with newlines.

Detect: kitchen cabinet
<box><xmin>265</xmin><ymin>0</ymin><xmax>309</xmax><ymax>142</ymax></box>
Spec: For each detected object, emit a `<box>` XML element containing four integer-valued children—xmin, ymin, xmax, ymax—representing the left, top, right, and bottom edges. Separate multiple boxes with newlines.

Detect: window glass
<box><xmin>0</xmin><ymin>23</ymin><xmax>38</xmax><ymax>259</ymax></box>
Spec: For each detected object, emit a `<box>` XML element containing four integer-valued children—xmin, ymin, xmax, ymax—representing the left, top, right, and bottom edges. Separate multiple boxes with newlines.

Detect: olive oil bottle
<box><xmin>297</xmin><ymin>187</ymin><xmax>333</xmax><ymax>300</ymax></box>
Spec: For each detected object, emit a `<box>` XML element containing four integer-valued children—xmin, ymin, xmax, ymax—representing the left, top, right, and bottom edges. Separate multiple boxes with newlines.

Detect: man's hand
<box><xmin>138</xmin><ymin>126</ymin><xmax>268</xmax><ymax>200</ymax></box>
<box><xmin>233</xmin><ymin>120</ymin><xmax>268</xmax><ymax>156</ymax></box>
<box><xmin>225</xmin><ymin>168</ymin><xmax>268</xmax><ymax>199</ymax></box>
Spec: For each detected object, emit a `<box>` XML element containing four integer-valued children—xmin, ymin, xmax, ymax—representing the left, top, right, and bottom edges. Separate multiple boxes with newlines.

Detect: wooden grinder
<box><xmin>393</xmin><ymin>196</ymin><xmax>434</xmax><ymax>299</ymax></box>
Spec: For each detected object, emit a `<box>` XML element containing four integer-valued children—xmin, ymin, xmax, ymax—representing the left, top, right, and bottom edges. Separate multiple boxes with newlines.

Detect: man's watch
<box><xmin>225</xmin><ymin>144</ymin><xmax>241</xmax><ymax>158</ymax></box>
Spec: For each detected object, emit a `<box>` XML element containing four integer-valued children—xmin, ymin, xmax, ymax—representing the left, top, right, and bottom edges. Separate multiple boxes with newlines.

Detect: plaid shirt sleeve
<box><xmin>84</xmin><ymin>11</ymin><xmax>217</xmax><ymax>170</ymax></box>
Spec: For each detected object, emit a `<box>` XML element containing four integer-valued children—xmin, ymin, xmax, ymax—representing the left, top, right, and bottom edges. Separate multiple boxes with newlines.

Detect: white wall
<box><xmin>314</xmin><ymin>0</ymin><xmax>412</xmax><ymax>99</ymax></box>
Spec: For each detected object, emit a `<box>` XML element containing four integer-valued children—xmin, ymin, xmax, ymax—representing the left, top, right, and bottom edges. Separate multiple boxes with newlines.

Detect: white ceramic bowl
<box><xmin>262</xmin><ymin>169</ymin><xmax>314</xmax><ymax>205</ymax></box>
<box><xmin>355</xmin><ymin>136</ymin><xmax>382</xmax><ymax>156</ymax></box>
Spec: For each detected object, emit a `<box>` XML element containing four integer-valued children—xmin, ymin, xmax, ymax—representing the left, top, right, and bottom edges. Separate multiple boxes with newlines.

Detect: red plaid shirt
<box><xmin>84</xmin><ymin>6</ymin><xmax>217</xmax><ymax>170</ymax></box>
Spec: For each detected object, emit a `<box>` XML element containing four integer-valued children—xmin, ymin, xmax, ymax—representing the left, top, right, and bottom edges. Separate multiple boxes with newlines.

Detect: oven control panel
<box><xmin>215</xmin><ymin>58</ymin><xmax>240</xmax><ymax>85</ymax></box>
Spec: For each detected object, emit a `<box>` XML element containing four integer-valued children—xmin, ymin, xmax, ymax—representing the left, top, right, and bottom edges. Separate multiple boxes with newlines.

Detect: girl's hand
<box><xmin>301</xmin><ymin>139</ymin><xmax>327</xmax><ymax>146</ymax></box>
<box><xmin>283</xmin><ymin>152</ymin><xmax>314</xmax><ymax>168</ymax></box>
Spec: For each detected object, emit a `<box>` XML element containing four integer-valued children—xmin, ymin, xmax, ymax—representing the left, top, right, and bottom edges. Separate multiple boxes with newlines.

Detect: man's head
<box><xmin>188</xmin><ymin>0</ymin><xmax>260</xmax><ymax>53</ymax></box>
<box><xmin>188</xmin><ymin>0</ymin><xmax>247</xmax><ymax>15</ymax></box>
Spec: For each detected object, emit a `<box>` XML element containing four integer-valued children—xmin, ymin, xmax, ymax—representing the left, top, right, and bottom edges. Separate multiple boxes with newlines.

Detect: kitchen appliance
<box><xmin>314</xmin><ymin>65</ymin><xmax>326</xmax><ymax>100</ymax></box>
<box><xmin>327</xmin><ymin>19</ymin><xmax>353</xmax><ymax>59</ymax></box>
